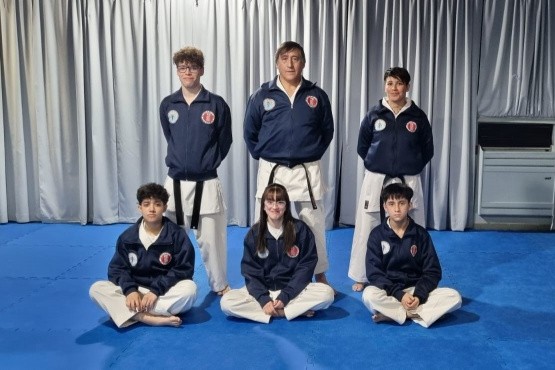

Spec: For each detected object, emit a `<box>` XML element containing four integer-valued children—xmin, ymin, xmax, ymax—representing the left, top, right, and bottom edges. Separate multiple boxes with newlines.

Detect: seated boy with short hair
<box><xmin>362</xmin><ymin>183</ymin><xmax>461</xmax><ymax>328</ymax></box>
<box><xmin>90</xmin><ymin>183</ymin><xmax>197</xmax><ymax>328</ymax></box>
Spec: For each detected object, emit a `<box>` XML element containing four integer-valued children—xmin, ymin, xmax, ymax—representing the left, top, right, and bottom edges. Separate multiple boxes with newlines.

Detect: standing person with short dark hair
<box><xmin>220</xmin><ymin>184</ymin><xmax>334</xmax><ymax>323</ymax></box>
<box><xmin>159</xmin><ymin>46</ymin><xmax>232</xmax><ymax>296</ymax></box>
<box><xmin>362</xmin><ymin>183</ymin><xmax>461</xmax><ymax>327</ymax></box>
<box><xmin>244</xmin><ymin>41</ymin><xmax>335</xmax><ymax>289</ymax></box>
<box><xmin>349</xmin><ymin>67</ymin><xmax>434</xmax><ymax>292</ymax></box>
<box><xmin>89</xmin><ymin>183</ymin><xmax>197</xmax><ymax>328</ymax></box>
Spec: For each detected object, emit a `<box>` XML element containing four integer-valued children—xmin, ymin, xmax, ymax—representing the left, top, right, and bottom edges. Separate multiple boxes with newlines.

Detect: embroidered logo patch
<box><xmin>287</xmin><ymin>245</ymin><xmax>300</xmax><ymax>258</ymax></box>
<box><xmin>159</xmin><ymin>252</ymin><xmax>172</xmax><ymax>265</ymax></box>
<box><xmin>263</xmin><ymin>98</ymin><xmax>276</xmax><ymax>111</ymax></box>
<box><xmin>128</xmin><ymin>252</ymin><xmax>138</xmax><ymax>267</ymax></box>
<box><xmin>257</xmin><ymin>248</ymin><xmax>269</xmax><ymax>259</ymax></box>
<box><xmin>306</xmin><ymin>96</ymin><xmax>318</xmax><ymax>108</ymax></box>
<box><xmin>374</xmin><ymin>119</ymin><xmax>386</xmax><ymax>131</ymax></box>
<box><xmin>410</xmin><ymin>244</ymin><xmax>418</xmax><ymax>257</ymax></box>
<box><xmin>406</xmin><ymin>121</ymin><xmax>417</xmax><ymax>133</ymax></box>
<box><xmin>381</xmin><ymin>241</ymin><xmax>391</xmax><ymax>255</ymax></box>
<box><xmin>168</xmin><ymin>110</ymin><xmax>179</xmax><ymax>124</ymax></box>
<box><xmin>201</xmin><ymin>110</ymin><xmax>215</xmax><ymax>124</ymax></box>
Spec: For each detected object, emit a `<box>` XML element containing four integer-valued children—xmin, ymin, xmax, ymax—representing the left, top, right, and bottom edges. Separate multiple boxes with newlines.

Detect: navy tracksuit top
<box><xmin>241</xmin><ymin>219</ymin><xmax>317</xmax><ymax>307</ymax></box>
<box><xmin>358</xmin><ymin>99</ymin><xmax>433</xmax><ymax>177</ymax></box>
<box><xmin>244</xmin><ymin>77</ymin><xmax>334</xmax><ymax>167</ymax></box>
<box><xmin>108</xmin><ymin>217</ymin><xmax>195</xmax><ymax>296</ymax></box>
<box><xmin>160</xmin><ymin>87</ymin><xmax>232</xmax><ymax>181</ymax></box>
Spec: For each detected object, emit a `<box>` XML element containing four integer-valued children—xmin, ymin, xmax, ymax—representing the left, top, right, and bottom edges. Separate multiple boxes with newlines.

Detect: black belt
<box><xmin>268</xmin><ymin>163</ymin><xmax>317</xmax><ymax>210</ymax></box>
<box><xmin>172</xmin><ymin>179</ymin><xmax>204</xmax><ymax>229</ymax></box>
<box><xmin>379</xmin><ymin>175</ymin><xmax>405</xmax><ymax>222</ymax></box>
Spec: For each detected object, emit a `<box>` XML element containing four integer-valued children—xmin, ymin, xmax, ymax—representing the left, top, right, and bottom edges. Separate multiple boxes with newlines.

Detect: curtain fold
<box><xmin>478</xmin><ymin>0</ymin><xmax>554</xmax><ymax>117</ymax></box>
<box><xmin>1</xmin><ymin>0</ymin><xmax>553</xmax><ymax>230</ymax></box>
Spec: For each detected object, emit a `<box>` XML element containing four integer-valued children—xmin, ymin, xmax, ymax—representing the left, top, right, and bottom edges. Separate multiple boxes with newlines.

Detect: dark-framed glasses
<box><xmin>177</xmin><ymin>64</ymin><xmax>201</xmax><ymax>73</ymax></box>
<box><xmin>264</xmin><ymin>200</ymin><xmax>287</xmax><ymax>208</ymax></box>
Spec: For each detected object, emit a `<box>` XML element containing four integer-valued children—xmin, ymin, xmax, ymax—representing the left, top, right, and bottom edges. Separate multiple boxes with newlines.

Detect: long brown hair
<box><xmin>256</xmin><ymin>183</ymin><xmax>296</xmax><ymax>255</ymax></box>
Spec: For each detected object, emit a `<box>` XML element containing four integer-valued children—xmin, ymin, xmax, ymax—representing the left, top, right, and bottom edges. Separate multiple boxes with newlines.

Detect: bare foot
<box><xmin>372</xmin><ymin>312</ymin><xmax>393</xmax><ymax>323</ymax></box>
<box><xmin>352</xmin><ymin>282</ymin><xmax>365</xmax><ymax>292</ymax></box>
<box><xmin>217</xmin><ymin>285</ymin><xmax>230</xmax><ymax>296</ymax></box>
<box><xmin>315</xmin><ymin>273</ymin><xmax>337</xmax><ymax>295</ymax></box>
<box><xmin>135</xmin><ymin>312</ymin><xmax>182</xmax><ymax>327</ymax></box>
<box><xmin>302</xmin><ymin>310</ymin><xmax>315</xmax><ymax>318</ymax></box>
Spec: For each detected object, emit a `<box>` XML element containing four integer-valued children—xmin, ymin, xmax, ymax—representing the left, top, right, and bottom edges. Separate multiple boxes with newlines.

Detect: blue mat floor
<box><xmin>0</xmin><ymin>223</ymin><xmax>554</xmax><ymax>369</ymax></box>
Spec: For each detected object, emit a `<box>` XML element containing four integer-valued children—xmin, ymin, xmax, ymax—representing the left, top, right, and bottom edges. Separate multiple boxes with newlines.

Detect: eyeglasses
<box><xmin>177</xmin><ymin>65</ymin><xmax>201</xmax><ymax>73</ymax></box>
<box><xmin>264</xmin><ymin>200</ymin><xmax>287</xmax><ymax>208</ymax></box>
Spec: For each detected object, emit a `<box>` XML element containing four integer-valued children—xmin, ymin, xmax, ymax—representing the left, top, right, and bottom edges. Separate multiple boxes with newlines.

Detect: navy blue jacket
<box><xmin>108</xmin><ymin>217</ymin><xmax>195</xmax><ymax>296</ymax></box>
<box><xmin>160</xmin><ymin>87</ymin><xmax>232</xmax><ymax>181</ymax></box>
<box><xmin>244</xmin><ymin>77</ymin><xmax>334</xmax><ymax>167</ymax></box>
<box><xmin>366</xmin><ymin>218</ymin><xmax>442</xmax><ymax>303</ymax></box>
<box><xmin>241</xmin><ymin>219</ymin><xmax>317</xmax><ymax>307</ymax></box>
<box><xmin>358</xmin><ymin>100</ymin><xmax>433</xmax><ymax>177</ymax></box>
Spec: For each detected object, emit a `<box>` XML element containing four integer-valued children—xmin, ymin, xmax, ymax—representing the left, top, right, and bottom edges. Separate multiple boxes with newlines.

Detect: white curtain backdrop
<box><xmin>1</xmin><ymin>0</ymin><xmax>554</xmax><ymax>230</ymax></box>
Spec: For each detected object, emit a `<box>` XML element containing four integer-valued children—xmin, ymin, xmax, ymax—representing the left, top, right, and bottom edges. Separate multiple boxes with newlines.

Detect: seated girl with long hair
<box><xmin>220</xmin><ymin>183</ymin><xmax>334</xmax><ymax>323</ymax></box>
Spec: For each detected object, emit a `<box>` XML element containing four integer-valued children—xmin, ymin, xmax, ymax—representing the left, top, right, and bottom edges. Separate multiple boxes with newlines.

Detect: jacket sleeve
<box><xmin>108</xmin><ymin>236</ymin><xmax>138</xmax><ymax>295</ymax></box>
<box><xmin>319</xmin><ymin>90</ymin><xmax>334</xmax><ymax>154</ymax></box>
<box><xmin>366</xmin><ymin>230</ymin><xmax>405</xmax><ymax>301</ymax></box>
<box><xmin>243</xmin><ymin>92</ymin><xmax>262</xmax><ymax>160</ymax></box>
<box><xmin>159</xmin><ymin>98</ymin><xmax>171</xmax><ymax>142</ymax></box>
<box><xmin>420</xmin><ymin>113</ymin><xmax>434</xmax><ymax>165</ymax></box>
<box><xmin>149</xmin><ymin>228</ymin><xmax>196</xmax><ymax>296</ymax></box>
<box><xmin>241</xmin><ymin>228</ymin><xmax>272</xmax><ymax>308</ymax></box>
<box><xmin>412</xmin><ymin>231</ymin><xmax>442</xmax><ymax>303</ymax></box>
<box><xmin>357</xmin><ymin>113</ymin><xmax>374</xmax><ymax>160</ymax></box>
<box><xmin>217</xmin><ymin>99</ymin><xmax>233</xmax><ymax>161</ymax></box>
<box><xmin>276</xmin><ymin>222</ymin><xmax>317</xmax><ymax>306</ymax></box>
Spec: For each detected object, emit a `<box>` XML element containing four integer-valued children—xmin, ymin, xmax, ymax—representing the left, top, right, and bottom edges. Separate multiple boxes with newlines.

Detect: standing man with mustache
<box><xmin>244</xmin><ymin>41</ymin><xmax>335</xmax><ymax>289</ymax></box>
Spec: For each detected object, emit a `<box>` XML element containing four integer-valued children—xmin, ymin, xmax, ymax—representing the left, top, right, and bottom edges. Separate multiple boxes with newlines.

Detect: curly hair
<box><xmin>173</xmin><ymin>46</ymin><xmax>204</xmax><ymax>68</ymax></box>
<box><xmin>136</xmin><ymin>183</ymin><xmax>169</xmax><ymax>205</ymax></box>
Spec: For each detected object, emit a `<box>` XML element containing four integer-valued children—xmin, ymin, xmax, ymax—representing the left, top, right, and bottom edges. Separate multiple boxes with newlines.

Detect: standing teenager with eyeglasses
<box><xmin>159</xmin><ymin>46</ymin><xmax>232</xmax><ymax>296</ymax></box>
<box><xmin>220</xmin><ymin>183</ymin><xmax>334</xmax><ymax>323</ymax></box>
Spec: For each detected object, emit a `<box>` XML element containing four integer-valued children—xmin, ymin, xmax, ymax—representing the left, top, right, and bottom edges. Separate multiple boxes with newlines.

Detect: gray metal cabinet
<box><xmin>478</xmin><ymin>150</ymin><xmax>555</xmax><ymax>217</ymax></box>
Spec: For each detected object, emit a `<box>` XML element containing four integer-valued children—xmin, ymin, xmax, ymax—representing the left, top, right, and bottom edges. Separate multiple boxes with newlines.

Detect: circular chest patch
<box><xmin>306</xmin><ymin>96</ymin><xmax>318</xmax><ymax>108</ymax></box>
<box><xmin>167</xmin><ymin>110</ymin><xmax>179</xmax><ymax>124</ymax></box>
<box><xmin>381</xmin><ymin>241</ymin><xmax>391</xmax><ymax>255</ymax></box>
<box><xmin>287</xmin><ymin>245</ymin><xmax>300</xmax><ymax>258</ymax></box>
<box><xmin>159</xmin><ymin>252</ymin><xmax>172</xmax><ymax>265</ymax></box>
<box><xmin>374</xmin><ymin>119</ymin><xmax>387</xmax><ymax>131</ymax></box>
<box><xmin>257</xmin><ymin>248</ymin><xmax>269</xmax><ymax>259</ymax></box>
<box><xmin>201</xmin><ymin>110</ymin><xmax>215</xmax><ymax>124</ymax></box>
<box><xmin>263</xmin><ymin>98</ymin><xmax>276</xmax><ymax>111</ymax></box>
<box><xmin>406</xmin><ymin>121</ymin><xmax>417</xmax><ymax>133</ymax></box>
<box><xmin>128</xmin><ymin>252</ymin><xmax>138</xmax><ymax>267</ymax></box>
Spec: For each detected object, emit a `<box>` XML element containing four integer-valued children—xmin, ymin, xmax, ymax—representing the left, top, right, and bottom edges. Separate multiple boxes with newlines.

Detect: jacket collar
<box><xmin>168</xmin><ymin>86</ymin><xmax>210</xmax><ymax>104</ymax></box>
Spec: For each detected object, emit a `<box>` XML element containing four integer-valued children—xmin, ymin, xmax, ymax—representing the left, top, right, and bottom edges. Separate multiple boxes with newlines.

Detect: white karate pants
<box><xmin>89</xmin><ymin>280</ymin><xmax>197</xmax><ymax>328</ymax></box>
<box><xmin>220</xmin><ymin>283</ymin><xmax>335</xmax><ymax>324</ymax></box>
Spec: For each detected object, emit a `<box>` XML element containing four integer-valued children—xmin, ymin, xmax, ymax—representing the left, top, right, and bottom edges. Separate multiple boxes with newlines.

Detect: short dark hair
<box><xmin>136</xmin><ymin>183</ymin><xmax>169</xmax><ymax>204</ymax></box>
<box><xmin>274</xmin><ymin>41</ymin><xmax>306</xmax><ymax>64</ymax></box>
<box><xmin>384</xmin><ymin>67</ymin><xmax>411</xmax><ymax>85</ymax></box>
<box><xmin>381</xmin><ymin>183</ymin><xmax>414</xmax><ymax>204</ymax></box>
<box><xmin>173</xmin><ymin>46</ymin><xmax>204</xmax><ymax>68</ymax></box>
